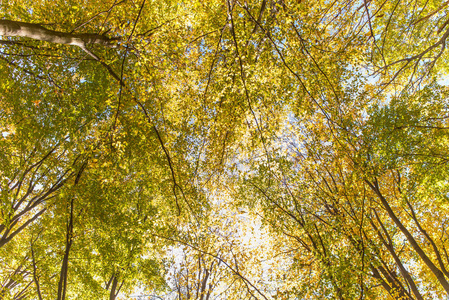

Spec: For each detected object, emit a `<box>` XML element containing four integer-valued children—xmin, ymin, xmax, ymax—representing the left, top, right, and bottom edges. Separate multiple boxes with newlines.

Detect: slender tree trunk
<box><xmin>369</xmin><ymin>215</ymin><xmax>423</xmax><ymax>300</ymax></box>
<box><xmin>57</xmin><ymin>198</ymin><xmax>74</xmax><ymax>300</ymax></box>
<box><xmin>109</xmin><ymin>276</ymin><xmax>118</xmax><ymax>300</ymax></box>
<box><xmin>366</xmin><ymin>179</ymin><xmax>449</xmax><ymax>293</ymax></box>
<box><xmin>371</xmin><ymin>266</ymin><xmax>412</xmax><ymax>299</ymax></box>
<box><xmin>56</xmin><ymin>164</ymin><xmax>86</xmax><ymax>300</ymax></box>
<box><xmin>405</xmin><ymin>198</ymin><xmax>449</xmax><ymax>278</ymax></box>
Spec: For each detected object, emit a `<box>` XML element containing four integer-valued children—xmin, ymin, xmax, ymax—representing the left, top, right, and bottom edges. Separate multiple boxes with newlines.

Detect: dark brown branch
<box><xmin>365</xmin><ymin>178</ymin><xmax>449</xmax><ymax>293</ymax></box>
<box><xmin>369</xmin><ymin>212</ymin><xmax>423</xmax><ymax>299</ymax></box>
<box><xmin>57</xmin><ymin>197</ymin><xmax>74</xmax><ymax>300</ymax></box>
<box><xmin>404</xmin><ymin>198</ymin><xmax>449</xmax><ymax>279</ymax></box>
<box><xmin>56</xmin><ymin>164</ymin><xmax>85</xmax><ymax>300</ymax></box>
<box><xmin>109</xmin><ymin>276</ymin><xmax>118</xmax><ymax>300</ymax></box>
<box><xmin>412</xmin><ymin>1</ymin><xmax>449</xmax><ymax>25</ymax></box>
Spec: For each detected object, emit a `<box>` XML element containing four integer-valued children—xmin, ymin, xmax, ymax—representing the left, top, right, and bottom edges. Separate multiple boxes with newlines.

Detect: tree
<box><xmin>1</xmin><ymin>0</ymin><xmax>449</xmax><ymax>299</ymax></box>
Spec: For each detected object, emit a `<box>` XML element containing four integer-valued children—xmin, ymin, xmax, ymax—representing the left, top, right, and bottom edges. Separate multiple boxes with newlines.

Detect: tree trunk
<box><xmin>57</xmin><ymin>198</ymin><xmax>74</xmax><ymax>300</ymax></box>
<box><xmin>0</xmin><ymin>20</ymin><xmax>117</xmax><ymax>47</ymax></box>
<box><xmin>366</xmin><ymin>179</ymin><xmax>449</xmax><ymax>293</ymax></box>
<box><xmin>109</xmin><ymin>276</ymin><xmax>118</xmax><ymax>300</ymax></box>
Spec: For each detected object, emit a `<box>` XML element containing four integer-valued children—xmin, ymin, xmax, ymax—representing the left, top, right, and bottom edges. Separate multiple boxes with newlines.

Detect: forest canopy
<box><xmin>1</xmin><ymin>0</ymin><xmax>449</xmax><ymax>299</ymax></box>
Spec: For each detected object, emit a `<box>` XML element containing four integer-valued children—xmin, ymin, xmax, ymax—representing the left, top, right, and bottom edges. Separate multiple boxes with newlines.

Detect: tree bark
<box><xmin>109</xmin><ymin>276</ymin><xmax>118</xmax><ymax>300</ymax></box>
<box><xmin>0</xmin><ymin>20</ymin><xmax>118</xmax><ymax>47</ymax></box>
<box><xmin>57</xmin><ymin>198</ymin><xmax>74</xmax><ymax>300</ymax></box>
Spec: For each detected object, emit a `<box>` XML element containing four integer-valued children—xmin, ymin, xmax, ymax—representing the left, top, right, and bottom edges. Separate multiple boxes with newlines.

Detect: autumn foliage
<box><xmin>1</xmin><ymin>0</ymin><xmax>449</xmax><ymax>299</ymax></box>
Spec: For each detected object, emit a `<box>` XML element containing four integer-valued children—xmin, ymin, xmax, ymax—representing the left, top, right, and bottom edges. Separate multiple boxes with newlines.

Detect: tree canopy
<box><xmin>1</xmin><ymin>0</ymin><xmax>449</xmax><ymax>299</ymax></box>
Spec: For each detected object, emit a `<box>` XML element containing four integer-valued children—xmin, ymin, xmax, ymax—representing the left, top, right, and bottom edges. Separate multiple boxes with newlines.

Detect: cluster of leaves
<box><xmin>1</xmin><ymin>0</ymin><xmax>449</xmax><ymax>299</ymax></box>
